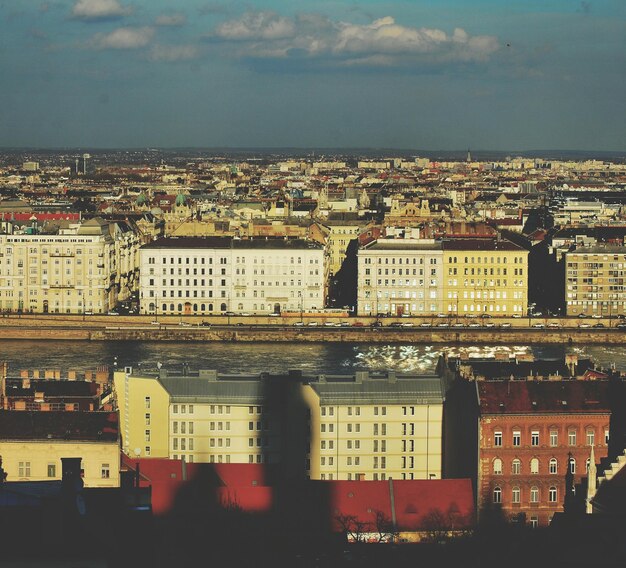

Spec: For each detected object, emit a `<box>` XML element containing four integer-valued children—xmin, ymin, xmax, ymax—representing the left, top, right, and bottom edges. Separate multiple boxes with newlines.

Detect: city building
<box><xmin>442</xmin><ymin>238</ymin><xmax>529</xmax><ymax>316</ymax></box>
<box><xmin>476</xmin><ymin>380</ymin><xmax>610</xmax><ymax>527</ymax></box>
<box><xmin>356</xmin><ymin>239</ymin><xmax>444</xmax><ymax>316</ymax></box>
<box><xmin>113</xmin><ymin>364</ymin><xmax>451</xmax><ymax>481</ymax></box>
<box><xmin>565</xmin><ymin>244</ymin><xmax>626</xmax><ymax>317</ymax></box>
<box><xmin>0</xmin><ymin>218</ymin><xmax>120</xmax><ymax>314</ymax></box>
<box><xmin>0</xmin><ymin>410</ymin><xmax>120</xmax><ymax>488</ymax></box>
<box><xmin>138</xmin><ymin>236</ymin><xmax>326</xmax><ymax>315</ymax></box>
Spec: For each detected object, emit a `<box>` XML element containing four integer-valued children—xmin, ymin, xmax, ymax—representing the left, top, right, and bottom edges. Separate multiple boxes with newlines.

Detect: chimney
<box><xmin>355</xmin><ymin>371</ymin><xmax>368</xmax><ymax>384</ymax></box>
<box><xmin>199</xmin><ymin>369</ymin><xmax>217</xmax><ymax>381</ymax></box>
<box><xmin>387</xmin><ymin>371</ymin><xmax>397</xmax><ymax>384</ymax></box>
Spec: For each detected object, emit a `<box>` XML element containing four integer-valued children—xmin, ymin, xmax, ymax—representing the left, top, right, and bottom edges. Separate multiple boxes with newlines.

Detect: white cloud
<box><xmin>155</xmin><ymin>13</ymin><xmax>187</xmax><ymax>27</ymax></box>
<box><xmin>149</xmin><ymin>44</ymin><xmax>198</xmax><ymax>61</ymax></box>
<box><xmin>71</xmin><ymin>0</ymin><xmax>131</xmax><ymax>21</ymax></box>
<box><xmin>91</xmin><ymin>26</ymin><xmax>154</xmax><ymax>50</ymax></box>
<box><xmin>209</xmin><ymin>12</ymin><xmax>500</xmax><ymax>66</ymax></box>
<box><xmin>214</xmin><ymin>11</ymin><xmax>296</xmax><ymax>41</ymax></box>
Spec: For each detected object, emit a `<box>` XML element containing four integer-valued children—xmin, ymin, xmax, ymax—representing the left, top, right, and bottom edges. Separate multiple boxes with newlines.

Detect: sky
<box><xmin>0</xmin><ymin>0</ymin><xmax>624</xmax><ymax>151</ymax></box>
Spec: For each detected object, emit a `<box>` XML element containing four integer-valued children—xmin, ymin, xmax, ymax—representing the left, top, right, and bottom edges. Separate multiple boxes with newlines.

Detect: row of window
<box><xmin>492</xmin><ymin>457</ymin><xmax>587</xmax><ymax>475</ymax></box>
<box><xmin>321</xmin><ymin>406</ymin><xmax>388</xmax><ymax>416</ymax></box>
<box><xmin>16</xmin><ymin>461</ymin><xmax>110</xmax><ymax>479</ymax></box>
<box><xmin>493</xmin><ymin>428</ymin><xmax>606</xmax><ymax>448</ymax></box>
<box><xmin>493</xmin><ymin>485</ymin><xmax>558</xmax><ymax>504</ymax></box>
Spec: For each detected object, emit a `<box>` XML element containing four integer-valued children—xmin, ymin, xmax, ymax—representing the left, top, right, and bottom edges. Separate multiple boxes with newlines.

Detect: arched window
<box><xmin>220</xmin><ymin>303</ymin><xmax>227</xmax><ymax>312</ymax></box>
<box><xmin>512</xmin><ymin>459</ymin><xmax>521</xmax><ymax>475</ymax></box>
<box><xmin>493</xmin><ymin>486</ymin><xmax>502</xmax><ymax>504</ymax></box>
<box><xmin>201</xmin><ymin>304</ymin><xmax>205</xmax><ymax>311</ymax></box>
<box><xmin>149</xmin><ymin>303</ymin><xmax>156</xmax><ymax>312</ymax></box>
<box><xmin>549</xmin><ymin>458</ymin><xmax>558</xmax><ymax>474</ymax></box>
<box><xmin>512</xmin><ymin>486</ymin><xmax>521</xmax><ymax>503</ymax></box>
<box><xmin>493</xmin><ymin>458</ymin><xmax>503</xmax><ymax>475</ymax></box>
<box><xmin>530</xmin><ymin>458</ymin><xmax>539</xmax><ymax>474</ymax></box>
<box><xmin>549</xmin><ymin>486</ymin><xmax>558</xmax><ymax>503</ymax></box>
<box><xmin>530</xmin><ymin>486</ymin><xmax>539</xmax><ymax>503</ymax></box>
<box><xmin>193</xmin><ymin>304</ymin><xmax>197</xmax><ymax>311</ymax></box>
<box><xmin>586</xmin><ymin>458</ymin><xmax>591</xmax><ymax>473</ymax></box>
<box><xmin>569</xmin><ymin>457</ymin><xmax>576</xmax><ymax>474</ymax></box>
<box><xmin>177</xmin><ymin>303</ymin><xmax>183</xmax><ymax>312</ymax></box>
<box><xmin>238</xmin><ymin>303</ymin><xmax>244</xmax><ymax>310</ymax></box>
<box><xmin>170</xmin><ymin>304</ymin><xmax>174</xmax><ymax>311</ymax></box>
<box><xmin>208</xmin><ymin>303</ymin><xmax>213</xmax><ymax>312</ymax></box>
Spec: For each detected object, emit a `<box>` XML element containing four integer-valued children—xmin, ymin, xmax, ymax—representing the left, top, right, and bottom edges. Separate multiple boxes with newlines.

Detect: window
<box><xmin>605</xmin><ymin>429</ymin><xmax>610</xmax><ymax>445</ymax></box>
<box><xmin>145</xmin><ymin>430</ymin><xmax>151</xmax><ymax>442</ymax></box>
<box><xmin>512</xmin><ymin>486</ymin><xmax>521</xmax><ymax>504</ymax></box>
<box><xmin>101</xmin><ymin>464</ymin><xmax>110</xmax><ymax>479</ymax></box>
<box><xmin>493</xmin><ymin>458</ymin><xmax>503</xmax><ymax>475</ymax></box>
<box><xmin>550</xmin><ymin>430</ymin><xmax>558</xmax><ymax>447</ymax></box>
<box><xmin>530</xmin><ymin>486</ymin><xmax>539</xmax><ymax>503</ymax></box>
<box><xmin>494</xmin><ymin>431</ymin><xmax>502</xmax><ymax>447</ymax></box>
<box><xmin>586</xmin><ymin>429</ymin><xmax>595</xmax><ymax>446</ymax></box>
<box><xmin>531</xmin><ymin>431</ymin><xmax>539</xmax><ymax>446</ymax></box>
<box><xmin>47</xmin><ymin>463</ymin><xmax>56</xmax><ymax>478</ymax></box>
<box><xmin>512</xmin><ymin>430</ymin><xmax>521</xmax><ymax>446</ymax></box>
<box><xmin>145</xmin><ymin>413</ymin><xmax>150</xmax><ymax>426</ymax></box>
<box><xmin>145</xmin><ymin>396</ymin><xmax>151</xmax><ymax>409</ymax></box>
<box><xmin>549</xmin><ymin>486</ymin><xmax>558</xmax><ymax>503</ymax></box>
<box><xmin>530</xmin><ymin>516</ymin><xmax>538</xmax><ymax>528</ymax></box>
<box><xmin>493</xmin><ymin>486</ymin><xmax>502</xmax><ymax>504</ymax></box>
<box><xmin>549</xmin><ymin>458</ymin><xmax>558</xmax><ymax>474</ymax></box>
<box><xmin>530</xmin><ymin>458</ymin><xmax>539</xmax><ymax>474</ymax></box>
<box><xmin>568</xmin><ymin>430</ymin><xmax>577</xmax><ymax>446</ymax></box>
<box><xmin>18</xmin><ymin>461</ymin><xmax>31</xmax><ymax>477</ymax></box>
<box><xmin>569</xmin><ymin>457</ymin><xmax>576</xmax><ymax>474</ymax></box>
<box><xmin>512</xmin><ymin>459</ymin><xmax>521</xmax><ymax>475</ymax></box>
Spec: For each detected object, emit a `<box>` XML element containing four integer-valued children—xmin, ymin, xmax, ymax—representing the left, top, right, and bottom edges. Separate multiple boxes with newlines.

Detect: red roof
<box><xmin>478</xmin><ymin>380</ymin><xmax>611</xmax><ymax>414</ymax></box>
<box><xmin>1</xmin><ymin>213</ymin><xmax>80</xmax><ymax>221</ymax></box>
<box><xmin>126</xmin><ymin>456</ymin><xmax>474</xmax><ymax>531</ymax></box>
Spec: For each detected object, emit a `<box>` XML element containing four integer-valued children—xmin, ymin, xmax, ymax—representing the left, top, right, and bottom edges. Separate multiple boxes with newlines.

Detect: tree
<box><xmin>335</xmin><ymin>514</ymin><xmax>369</xmax><ymax>543</ymax></box>
<box><xmin>371</xmin><ymin>509</ymin><xmax>398</xmax><ymax>543</ymax></box>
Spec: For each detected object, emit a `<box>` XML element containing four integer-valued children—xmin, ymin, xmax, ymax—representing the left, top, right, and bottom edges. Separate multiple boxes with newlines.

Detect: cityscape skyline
<box><xmin>1</xmin><ymin>0</ymin><xmax>624</xmax><ymax>151</ymax></box>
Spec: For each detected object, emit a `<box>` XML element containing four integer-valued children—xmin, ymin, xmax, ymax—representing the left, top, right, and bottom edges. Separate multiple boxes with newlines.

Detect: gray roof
<box><xmin>309</xmin><ymin>375</ymin><xmax>444</xmax><ymax>405</ymax></box>
<box><xmin>160</xmin><ymin>375</ymin><xmax>267</xmax><ymax>404</ymax></box>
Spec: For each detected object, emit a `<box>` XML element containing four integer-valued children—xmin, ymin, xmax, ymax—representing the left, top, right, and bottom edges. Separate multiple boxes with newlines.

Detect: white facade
<box><xmin>139</xmin><ymin>237</ymin><xmax>326</xmax><ymax>315</ymax></box>
<box><xmin>357</xmin><ymin>239</ymin><xmax>444</xmax><ymax>316</ymax></box>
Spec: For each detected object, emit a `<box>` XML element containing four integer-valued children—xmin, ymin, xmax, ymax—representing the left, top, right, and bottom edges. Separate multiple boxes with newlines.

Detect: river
<box><xmin>2</xmin><ymin>340</ymin><xmax>625</xmax><ymax>375</ymax></box>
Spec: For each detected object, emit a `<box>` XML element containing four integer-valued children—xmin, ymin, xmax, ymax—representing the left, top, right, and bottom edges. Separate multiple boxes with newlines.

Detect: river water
<box><xmin>2</xmin><ymin>340</ymin><xmax>625</xmax><ymax>375</ymax></box>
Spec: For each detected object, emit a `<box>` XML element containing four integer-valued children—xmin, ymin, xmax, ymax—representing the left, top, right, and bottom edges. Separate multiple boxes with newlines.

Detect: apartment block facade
<box><xmin>356</xmin><ymin>237</ymin><xmax>528</xmax><ymax>317</ymax></box>
<box><xmin>356</xmin><ymin>239</ymin><xmax>444</xmax><ymax>316</ymax></box>
<box><xmin>442</xmin><ymin>239</ymin><xmax>529</xmax><ymax>316</ymax></box>
<box><xmin>113</xmin><ymin>366</ymin><xmax>447</xmax><ymax>481</ymax></box>
<box><xmin>477</xmin><ymin>380</ymin><xmax>610</xmax><ymax>527</ymax></box>
<box><xmin>138</xmin><ymin>236</ymin><xmax>326</xmax><ymax>315</ymax></box>
<box><xmin>565</xmin><ymin>245</ymin><xmax>626</xmax><ymax>317</ymax></box>
<box><xmin>0</xmin><ymin>219</ymin><xmax>118</xmax><ymax>314</ymax></box>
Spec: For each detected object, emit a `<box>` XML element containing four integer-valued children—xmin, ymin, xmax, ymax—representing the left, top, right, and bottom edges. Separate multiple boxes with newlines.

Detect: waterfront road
<box><xmin>0</xmin><ymin>314</ymin><xmax>624</xmax><ymax>344</ymax></box>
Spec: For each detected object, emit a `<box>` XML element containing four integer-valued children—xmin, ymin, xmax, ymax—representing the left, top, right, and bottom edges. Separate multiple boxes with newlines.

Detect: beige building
<box><xmin>0</xmin><ymin>218</ymin><xmax>119</xmax><ymax>314</ymax></box>
<box><xmin>0</xmin><ymin>410</ymin><xmax>120</xmax><ymax>488</ymax></box>
<box><xmin>113</xmin><ymin>366</ymin><xmax>447</xmax><ymax>481</ymax></box>
<box><xmin>565</xmin><ymin>244</ymin><xmax>626</xmax><ymax>317</ymax></box>
<box><xmin>442</xmin><ymin>239</ymin><xmax>529</xmax><ymax>316</ymax></box>
<box><xmin>320</xmin><ymin>217</ymin><xmax>365</xmax><ymax>277</ymax></box>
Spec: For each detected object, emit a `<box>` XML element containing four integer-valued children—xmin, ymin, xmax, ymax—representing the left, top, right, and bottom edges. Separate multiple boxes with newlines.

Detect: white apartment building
<box><xmin>138</xmin><ymin>236</ymin><xmax>326</xmax><ymax>315</ymax></box>
<box><xmin>0</xmin><ymin>218</ymin><xmax>118</xmax><ymax>314</ymax></box>
<box><xmin>357</xmin><ymin>239</ymin><xmax>444</xmax><ymax>316</ymax></box>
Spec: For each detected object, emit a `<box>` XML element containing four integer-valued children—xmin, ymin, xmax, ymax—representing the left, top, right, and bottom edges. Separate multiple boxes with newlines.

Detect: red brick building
<box><xmin>477</xmin><ymin>379</ymin><xmax>610</xmax><ymax>526</ymax></box>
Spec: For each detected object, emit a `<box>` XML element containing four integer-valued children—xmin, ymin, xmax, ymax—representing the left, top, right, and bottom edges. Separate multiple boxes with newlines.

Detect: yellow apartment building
<box><xmin>114</xmin><ymin>366</ymin><xmax>448</xmax><ymax>480</ymax></box>
<box><xmin>442</xmin><ymin>238</ymin><xmax>529</xmax><ymax>316</ymax></box>
<box><xmin>0</xmin><ymin>410</ymin><xmax>120</xmax><ymax>488</ymax></box>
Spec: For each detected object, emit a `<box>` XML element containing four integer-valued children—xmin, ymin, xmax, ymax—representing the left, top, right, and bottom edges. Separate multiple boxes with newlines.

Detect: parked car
<box><xmin>500</xmin><ymin>322</ymin><xmax>512</xmax><ymax>328</ymax></box>
<box><xmin>593</xmin><ymin>323</ymin><xmax>605</xmax><ymax>328</ymax></box>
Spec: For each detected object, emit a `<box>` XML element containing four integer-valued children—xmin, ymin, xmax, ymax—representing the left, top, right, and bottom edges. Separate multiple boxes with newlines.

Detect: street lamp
<box><xmin>298</xmin><ymin>291</ymin><xmax>303</xmax><ymax>323</ymax></box>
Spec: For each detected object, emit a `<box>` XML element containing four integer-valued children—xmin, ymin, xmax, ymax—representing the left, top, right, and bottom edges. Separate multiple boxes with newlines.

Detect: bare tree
<box><xmin>335</xmin><ymin>514</ymin><xmax>369</xmax><ymax>543</ymax></box>
<box><xmin>370</xmin><ymin>509</ymin><xmax>398</xmax><ymax>543</ymax></box>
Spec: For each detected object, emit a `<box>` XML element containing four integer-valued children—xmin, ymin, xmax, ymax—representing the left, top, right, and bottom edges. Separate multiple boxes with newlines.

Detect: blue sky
<box><xmin>0</xmin><ymin>0</ymin><xmax>624</xmax><ymax>150</ymax></box>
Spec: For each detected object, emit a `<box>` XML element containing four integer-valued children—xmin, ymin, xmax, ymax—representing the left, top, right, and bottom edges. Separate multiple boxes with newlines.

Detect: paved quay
<box><xmin>0</xmin><ymin>314</ymin><xmax>624</xmax><ymax>344</ymax></box>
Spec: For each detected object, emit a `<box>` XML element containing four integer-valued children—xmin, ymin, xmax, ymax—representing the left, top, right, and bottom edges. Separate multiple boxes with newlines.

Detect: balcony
<box><xmin>50</xmin><ymin>252</ymin><xmax>75</xmax><ymax>258</ymax></box>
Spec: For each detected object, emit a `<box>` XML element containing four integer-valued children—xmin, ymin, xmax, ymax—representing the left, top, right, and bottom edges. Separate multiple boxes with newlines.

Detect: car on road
<box><xmin>593</xmin><ymin>323</ymin><xmax>605</xmax><ymax>328</ymax></box>
<box><xmin>293</xmin><ymin>322</ymin><xmax>304</xmax><ymax>326</ymax></box>
<box><xmin>617</xmin><ymin>322</ymin><xmax>626</xmax><ymax>329</ymax></box>
<box><xmin>532</xmin><ymin>323</ymin><xmax>545</xmax><ymax>328</ymax></box>
<box><xmin>500</xmin><ymin>322</ymin><xmax>511</xmax><ymax>328</ymax></box>
<box><xmin>485</xmin><ymin>322</ymin><xmax>496</xmax><ymax>328</ymax></box>
<box><xmin>579</xmin><ymin>323</ymin><xmax>591</xmax><ymax>328</ymax></box>
<box><xmin>419</xmin><ymin>322</ymin><xmax>431</xmax><ymax>327</ymax></box>
<box><xmin>437</xmin><ymin>323</ymin><xmax>450</xmax><ymax>327</ymax></box>
<box><xmin>468</xmin><ymin>323</ymin><xmax>480</xmax><ymax>328</ymax></box>
<box><xmin>352</xmin><ymin>322</ymin><xmax>364</xmax><ymax>327</ymax></box>
<box><xmin>390</xmin><ymin>322</ymin><xmax>402</xmax><ymax>327</ymax></box>
<box><xmin>547</xmin><ymin>323</ymin><xmax>560</xmax><ymax>328</ymax></box>
<box><xmin>400</xmin><ymin>322</ymin><xmax>414</xmax><ymax>327</ymax></box>
<box><xmin>452</xmin><ymin>323</ymin><xmax>465</xmax><ymax>328</ymax></box>
<box><xmin>308</xmin><ymin>322</ymin><xmax>319</xmax><ymax>326</ymax></box>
